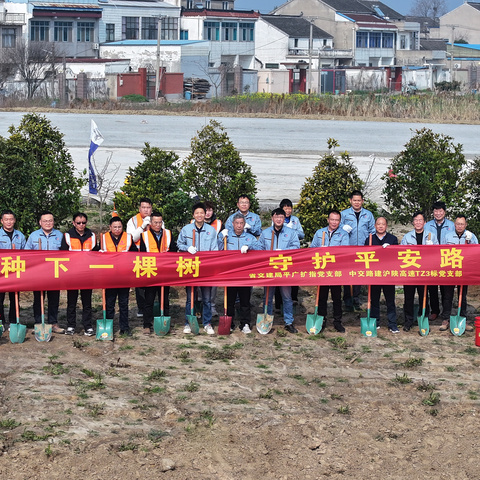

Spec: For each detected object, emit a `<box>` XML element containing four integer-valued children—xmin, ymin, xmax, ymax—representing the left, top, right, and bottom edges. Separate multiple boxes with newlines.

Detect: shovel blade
<box><xmin>187</xmin><ymin>315</ymin><xmax>199</xmax><ymax>335</ymax></box>
<box><xmin>360</xmin><ymin>316</ymin><xmax>377</xmax><ymax>337</ymax></box>
<box><xmin>218</xmin><ymin>315</ymin><xmax>232</xmax><ymax>335</ymax></box>
<box><xmin>96</xmin><ymin>318</ymin><xmax>113</xmax><ymax>341</ymax></box>
<box><xmin>9</xmin><ymin>323</ymin><xmax>26</xmax><ymax>344</ymax></box>
<box><xmin>306</xmin><ymin>313</ymin><xmax>324</xmax><ymax>335</ymax></box>
<box><xmin>34</xmin><ymin>323</ymin><xmax>52</xmax><ymax>342</ymax></box>
<box><xmin>154</xmin><ymin>316</ymin><xmax>171</xmax><ymax>336</ymax></box>
<box><xmin>0</xmin><ymin>323</ymin><xmax>3</xmax><ymax>337</ymax></box>
<box><xmin>256</xmin><ymin>313</ymin><xmax>274</xmax><ymax>335</ymax></box>
<box><xmin>418</xmin><ymin>313</ymin><xmax>429</xmax><ymax>336</ymax></box>
<box><xmin>450</xmin><ymin>314</ymin><xmax>466</xmax><ymax>336</ymax></box>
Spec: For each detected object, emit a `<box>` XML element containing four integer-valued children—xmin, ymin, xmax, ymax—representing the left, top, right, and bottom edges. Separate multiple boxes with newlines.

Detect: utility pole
<box><xmin>308</xmin><ymin>21</ymin><xmax>313</xmax><ymax>94</ymax></box>
<box><xmin>155</xmin><ymin>15</ymin><xmax>164</xmax><ymax>102</ymax></box>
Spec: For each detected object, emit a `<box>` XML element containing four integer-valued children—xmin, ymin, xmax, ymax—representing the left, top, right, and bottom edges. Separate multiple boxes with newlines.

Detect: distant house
<box><xmin>436</xmin><ymin>2</ymin><xmax>480</xmax><ymax>45</ymax></box>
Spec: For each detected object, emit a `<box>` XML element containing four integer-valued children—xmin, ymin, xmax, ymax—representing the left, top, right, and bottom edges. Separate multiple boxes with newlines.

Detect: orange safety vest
<box><xmin>132</xmin><ymin>212</ymin><xmax>147</xmax><ymax>247</ymax></box>
<box><xmin>141</xmin><ymin>229</ymin><xmax>171</xmax><ymax>253</ymax></box>
<box><xmin>101</xmin><ymin>232</ymin><xmax>132</xmax><ymax>252</ymax></box>
<box><xmin>64</xmin><ymin>232</ymin><xmax>96</xmax><ymax>251</ymax></box>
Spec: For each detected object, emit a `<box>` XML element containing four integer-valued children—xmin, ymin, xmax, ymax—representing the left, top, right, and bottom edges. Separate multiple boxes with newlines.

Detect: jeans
<box><xmin>370</xmin><ymin>285</ymin><xmax>397</xmax><ymax>329</ymax></box>
<box><xmin>266</xmin><ymin>286</ymin><xmax>293</xmax><ymax>325</ymax></box>
<box><xmin>33</xmin><ymin>290</ymin><xmax>59</xmax><ymax>325</ymax></box>
<box><xmin>67</xmin><ymin>289</ymin><xmax>93</xmax><ymax>330</ymax></box>
<box><xmin>106</xmin><ymin>287</ymin><xmax>130</xmax><ymax>332</ymax></box>
<box><xmin>144</xmin><ymin>286</ymin><xmax>170</xmax><ymax>329</ymax></box>
<box><xmin>185</xmin><ymin>286</ymin><xmax>212</xmax><ymax>326</ymax></box>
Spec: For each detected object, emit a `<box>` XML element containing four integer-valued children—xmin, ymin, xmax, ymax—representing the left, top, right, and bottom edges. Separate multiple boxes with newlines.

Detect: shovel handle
<box><xmin>102</xmin><ymin>288</ymin><xmax>106</xmax><ymax>310</ymax></box>
<box><xmin>458</xmin><ymin>284</ymin><xmax>464</xmax><ymax>310</ymax></box>
<box><xmin>264</xmin><ymin>230</ymin><xmax>275</xmax><ymax>310</ymax></box>
<box><xmin>15</xmin><ymin>291</ymin><xmax>19</xmax><ymax>321</ymax></box>
<box><xmin>422</xmin><ymin>285</ymin><xmax>427</xmax><ymax>311</ymax></box>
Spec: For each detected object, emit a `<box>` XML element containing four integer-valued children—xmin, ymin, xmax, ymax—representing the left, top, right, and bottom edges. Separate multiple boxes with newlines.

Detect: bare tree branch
<box><xmin>410</xmin><ymin>0</ymin><xmax>447</xmax><ymax>19</ymax></box>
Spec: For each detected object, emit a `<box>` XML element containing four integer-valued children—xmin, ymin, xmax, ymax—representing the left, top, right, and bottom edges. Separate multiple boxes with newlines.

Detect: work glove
<box><xmin>342</xmin><ymin>225</ymin><xmax>353</xmax><ymax>234</ymax></box>
<box><xmin>244</xmin><ymin>222</ymin><xmax>251</xmax><ymax>231</ymax></box>
<box><xmin>221</xmin><ymin>229</ymin><xmax>229</xmax><ymax>238</ymax></box>
<box><xmin>285</xmin><ymin>222</ymin><xmax>293</xmax><ymax>228</ymax></box>
<box><xmin>141</xmin><ymin>216</ymin><xmax>151</xmax><ymax>229</ymax></box>
<box><xmin>382</xmin><ymin>243</ymin><xmax>390</xmax><ymax>248</ymax></box>
<box><xmin>241</xmin><ymin>245</ymin><xmax>249</xmax><ymax>254</ymax></box>
<box><xmin>465</xmin><ymin>231</ymin><xmax>473</xmax><ymax>242</ymax></box>
<box><xmin>425</xmin><ymin>239</ymin><xmax>433</xmax><ymax>245</ymax></box>
<box><xmin>187</xmin><ymin>246</ymin><xmax>197</xmax><ymax>255</ymax></box>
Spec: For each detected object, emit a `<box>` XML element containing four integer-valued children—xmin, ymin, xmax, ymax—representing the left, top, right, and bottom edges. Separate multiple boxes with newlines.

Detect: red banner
<box><xmin>0</xmin><ymin>245</ymin><xmax>479</xmax><ymax>292</ymax></box>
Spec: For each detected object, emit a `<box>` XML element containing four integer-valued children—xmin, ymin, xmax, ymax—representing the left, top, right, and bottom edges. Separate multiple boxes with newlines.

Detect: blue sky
<box><xmin>234</xmin><ymin>0</ymin><xmax>465</xmax><ymax>15</ymax></box>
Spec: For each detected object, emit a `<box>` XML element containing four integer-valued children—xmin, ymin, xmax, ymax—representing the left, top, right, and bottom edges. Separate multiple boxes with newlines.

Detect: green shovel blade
<box><xmin>34</xmin><ymin>323</ymin><xmax>52</xmax><ymax>342</ymax></box>
<box><xmin>154</xmin><ymin>316</ymin><xmax>171</xmax><ymax>336</ymax></box>
<box><xmin>360</xmin><ymin>315</ymin><xmax>377</xmax><ymax>337</ymax></box>
<box><xmin>450</xmin><ymin>314</ymin><xmax>466</xmax><ymax>336</ymax></box>
<box><xmin>187</xmin><ymin>315</ymin><xmax>199</xmax><ymax>335</ymax></box>
<box><xmin>9</xmin><ymin>323</ymin><xmax>26</xmax><ymax>344</ymax></box>
<box><xmin>0</xmin><ymin>323</ymin><xmax>3</xmax><ymax>337</ymax></box>
<box><xmin>418</xmin><ymin>311</ymin><xmax>429</xmax><ymax>336</ymax></box>
<box><xmin>256</xmin><ymin>312</ymin><xmax>274</xmax><ymax>335</ymax></box>
<box><xmin>96</xmin><ymin>318</ymin><xmax>113</xmax><ymax>341</ymax></box>
<box><xmin>306</xmin><ymin>308</ymin><xmax>323</xmax><ymax>335</ymax></box>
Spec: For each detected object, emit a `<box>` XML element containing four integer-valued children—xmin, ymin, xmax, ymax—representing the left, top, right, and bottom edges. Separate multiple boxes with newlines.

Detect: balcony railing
<box><xmin>0</xmin><ymin>13</ymin><xmax>26</xmax><ymax>25</ymax></box>
<box><xmin>288</xmin><ymin>48</ymin><xmax>353</xmax><ymax>58</ymax></box>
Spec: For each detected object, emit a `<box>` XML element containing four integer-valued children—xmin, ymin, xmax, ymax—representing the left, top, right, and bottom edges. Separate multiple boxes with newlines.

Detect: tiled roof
<box><xmin>261</xmin><ymin>15</ymin><xmax>332</xmax><ymax>38</ymax></box>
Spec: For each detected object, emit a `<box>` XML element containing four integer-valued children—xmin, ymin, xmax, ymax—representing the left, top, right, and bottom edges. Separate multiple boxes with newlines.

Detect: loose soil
<box><xmin>1</xmin><ymin>286</ymin><xmax>480</xmax><ymax>479</ymax></box>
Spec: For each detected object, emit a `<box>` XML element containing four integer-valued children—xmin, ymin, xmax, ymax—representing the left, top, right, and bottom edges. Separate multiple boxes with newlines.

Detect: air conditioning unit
<box><xmin>454</xmin><ymin>63</ymin><xmax>461</xmax><ymax>69</ymax></box>
<box><xmin>93</xmin><ymin>43</ymin><xmax>100</xmax><ymax>50</ymax></box>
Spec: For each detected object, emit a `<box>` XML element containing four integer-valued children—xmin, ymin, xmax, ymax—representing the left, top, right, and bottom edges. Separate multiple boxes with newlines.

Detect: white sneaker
<box><xmin>84</xmin><ymin>328</ymin><xmax>94</xmax><ymax>337</ymax></box>
<box><xmin>65</xmin><ymin>327</ymin><xmax>75</xmax><ymax>336</ymax></box>
<box><xmin>204</xmin><ymin>324</ymin><xmax>215</xmax><ymax>335</ymax></box>
<box><xmin>211</xmin><ymin>306</ymin><xmax>218</xmax><ymax>316</ymax></box>
<box><xmin>183</xmin><ymin>325</ymin><xmax>192</xmax><ymax>334</ymax></box>
<box><xmin>242</xmin><ymin>325</ymin><xmax>252</xmax><ymax>334</ymax></box>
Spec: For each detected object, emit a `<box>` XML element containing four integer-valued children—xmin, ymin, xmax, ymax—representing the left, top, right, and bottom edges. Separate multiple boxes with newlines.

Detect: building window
<box><xmin>369</xmin><ymin>32</ymin><xmax>381</xmax><ymax>48</ymax></box>
<box><xmin>106</xmin><ymin>23</ymin><xmax>115</xmax><ymax>42</ymax></box>
<box><xmin>187</xmin><ymin>0</ymin><xmax>194</xmax><ymax>8</ymax></box>
<box><xmin>162</xmin><ymin>16</ymin><xmax>178</xmax><ymax>40</ymax></box>
<box><xmin>222</xmin><ymin>22</ymin><xmax>237</xmax><ymax>41</ymax></box>
<box><xmin>204</xmin><ymin>21</ymin><xmax>219</xmax><ymax>41</ymax></box>
<box><xmin>77</xmin><ymin>22</ymin><xmax>94</xmax><ymax>42</ymax></box>
<box><xmin>222</xmin><ymin>1</ymin><xmax>228</xmax><ymax>9</ymax></box>
<box><xmin>382</xmin><ymin>32</ymin><xmax>393</xmax><ymax>48</ymax></box>
<box><xmin>240</xmin><ymin>22</ymin><xmax>254</xmax><ymax>42</ymax></box>
<box><xmin>180</xmin><ymin>29</ymin><xmax>189</xmax><ymax>40</ymax></box>
<box><xmin>2</xmin><ymin>28</ymin><xmax>16</xmax><ymax>48</ymax></box>
<box><xmin>122</xmin><ymin>17</ymin><xmax>139</xmax><ymax>40</ymax></box>
<box><xmin>31</xmin><ymin>21</ymin><xmax>50</xmax><ymax>42</ymax></box>
<box><xmin>54</xmin><ymin>21</ymin><xmax>73</xmax><ymax>42</ymax></box>
<box><xmin>356</xmin><ymin>31</ymin><xmax>368</xmax><ymax>48</ymax></box>
<box><xmin>142</xmin><ymin>17</ymin><xmax>157</xmax><ymax>40</ymax></box>
<box><xmin>205</xmin><ymin>0</ymin><xmax>211</xmax><ymax>8</ymax></box>
<box><xmin>400</xmin><ymin>34</ymin><xmax>406</xmax><ymax>49</ymax></box>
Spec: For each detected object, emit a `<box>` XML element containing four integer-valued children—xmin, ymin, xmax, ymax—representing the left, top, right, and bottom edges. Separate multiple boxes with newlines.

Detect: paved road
<box><xmin>1</xmin><ymin>112</ymin><xmax>478</xmax><ymax>206</ymax></box>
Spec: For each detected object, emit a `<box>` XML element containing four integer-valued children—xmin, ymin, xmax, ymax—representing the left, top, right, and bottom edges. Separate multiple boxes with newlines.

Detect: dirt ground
<box><xmin>1</xmin><ymin>285</ymin><xmax>480</xmax><ymax>479</ymax></box>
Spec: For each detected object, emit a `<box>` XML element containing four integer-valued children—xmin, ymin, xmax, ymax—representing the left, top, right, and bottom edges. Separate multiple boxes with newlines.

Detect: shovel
<box><xmin>186</xmin><ymin>228</ymin><xmax>200</xmax><ymax>335</ymax></box>
<box><xmin>450</xmin><ymin>285</ymin><xmax>466</xmax><ymax>336</ymax></box>
<box><xmin>218</xmin><ymin>237</ymin><xmax>232</xmax><ymax>335</ymax></box>
<box><xmin>361</xmin><ymin>234</ymin><xmax>377</xmax><ymax>337</ymax></box>
<box><xmin>306</xmin><ymin>232</ymin><xmax>325</xmax><ymax>335</ymax></box>
<box><xmin>418</xmin><ymin>285</ymin><xmax>429</xmax><ymax>336</ymax></box>
<box><xmin>96</xmin><ymin>289</ymin><xmax>113</xmax><ymax>341</ymax></box>
<box><xmin>9</xmin><ymin>290</ymin><xmax>26</xmax><ymax>344</ymax></box>
<box><xmin>257</xmin><ymin>231</ymin><xmax>275</xmax><ymax>335</ymax></box>
<box><xmin>154</xmin><ymin>286</ymin><xmax>171</xmax><ymax>336</ymax></box>
<box><xmin>34</xmin><ymin>240</ymin><xmax>52</xmax><ymax>342</ymax></box>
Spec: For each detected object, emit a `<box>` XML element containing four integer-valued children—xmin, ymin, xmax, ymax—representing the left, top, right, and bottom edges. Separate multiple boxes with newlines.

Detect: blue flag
<box><xmin>88</xmin><ymin>120</ymin><xmax>104</xmax><ymax>195</ymax></box>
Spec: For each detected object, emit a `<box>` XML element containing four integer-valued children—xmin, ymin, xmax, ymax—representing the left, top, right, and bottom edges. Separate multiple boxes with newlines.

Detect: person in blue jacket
<box><xmin>275</xmin><ymin>198</ymin><xmax>305</xmax><ymax>311</ymax></box>
<box><xmin>0</xmin><ymin>210</ymin><xmax>26</xmax><ymax>331</ymax></box>
<box><xmin>177</xmin><ymin>202</ymin><xmax>218</xmax><ymax>335</ymax></box>
<box><xmin>400</xmin><ymin>211</ymin><xmax>438</xmax><ymax>332</ymax></box>
<box><xmin>311</xmin><ymin>210</ymin><xmax>349</xmax><ymax>333</ymax></box>
<box><xmin>259</xmin><ymin>208</ymin><xmax>300</xmax><ymax>333</ymax></box>
<box><xmin>340</xmin><ymin>190</ymin><xmax>375</xmax><ymax>311</ymax></box>
<box><xmin>25</xmin><ymin>211</ymin><xmax>65</xmax><ymax>333</ymax></box>
<box><xmin>225</xmin><ymin>194</ymin><xmax>262</xmax><ymax>237</ymax></box>
<box><xmin>218</xmin><ymin>213</ymin><xmax>259</xmax><ymax>333</ymax></box>
<box><xmin>365</xmin><ymin>217</ymin><xmax>399</xmax><ymax>333</ymax></box>
<box><xmin>424</xmin><ymin>201</ymin><xmax>455</xmax><ymax>322</ymax></box>
<box><xmin>440</xmin><ymin>214</ymin><xmax>478</xmax><ymax>332</ymax></box>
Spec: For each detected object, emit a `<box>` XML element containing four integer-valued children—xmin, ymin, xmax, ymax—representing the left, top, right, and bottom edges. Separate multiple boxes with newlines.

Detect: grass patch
<box><xmin>337</xmin><ymin>405</ymin><xmax>351</xmax><ymax>415</ymax></box>
<box><xmin>259</xmin><ymin>389</ymin><xmax>274</xmax><ymax>399</ymax></box>
<box><xmin>328</xmin><ymin>337</ymin><xmax>348</xmax><ymax>350</ymax></box>
<box><xmin>416</xmin><ymin>380</ymin><xmax>437</xmax><ymax>392</ymax></box>
<box><xmin>402</xmin><ymin>357</ymin><xmax>424</xmax><ymax>368</ymax></box>
<box><xmin>145</xmin><ymin>369</ymin><xmax>166</xmax><ymax>382</ymax></box>
<box><xmin>204</xmin><ymin>348</ymin><xmax>235</xmax><ymax>360</ymax></box>
<box><xmin>463</xmin><ymin>346</ymin><xmax>480</xmax><ymax>356</ymax></box>
<box><xmin>183</xmin><ymin>381</ymin><xmax>199</xmax><ymax>393</ymax></box>
<box><xmin>422</xmin><ymin>392</ymin><xmax>441</xmax><ymax>406</ymax></box>
<box><xmin>0</xmin><ymin>418</ymin><xmax>21</xmax><ymax>429</ymax></box>
<box><xmin>393</xmin><ymin>373</ymin><xmax>412</xmax><ymax>385</ymax></box>
<box><xmin>148</xmin><ymin>429</ymin><xmax>169</xmax><ymax>443</ymax></box>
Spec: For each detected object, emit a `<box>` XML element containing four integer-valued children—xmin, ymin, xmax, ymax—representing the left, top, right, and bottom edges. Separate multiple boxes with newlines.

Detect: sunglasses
<box><xmin>75</xmin><ymin>221</ymin><xmax>87</xmax><ymax>225</ymax></box>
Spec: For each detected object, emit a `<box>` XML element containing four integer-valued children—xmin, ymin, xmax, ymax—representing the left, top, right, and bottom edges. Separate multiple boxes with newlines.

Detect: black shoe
<box><xmin>334</xmin><ymin>322</ymin><xmax>345</xmax><ymax>333</ymax></box>
<box><xmin>285</xmin><ymin>324</ymin><xmax>298</xmax><ymax>334</ymax></box>
<box><xmin>403</xmin><ymin>325</ymin><xmax>411</xmax><ymax>332</ymax></box>
<box><xmin>119</xmin><ymin>329</ymin><xmax>132</xmax><ymax>337</ymax></box>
